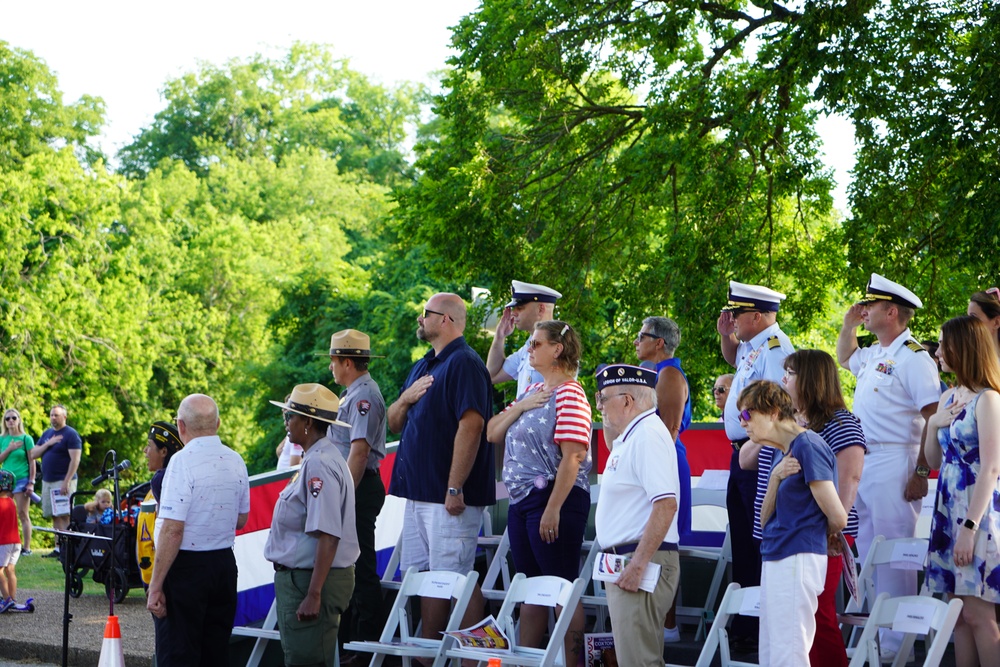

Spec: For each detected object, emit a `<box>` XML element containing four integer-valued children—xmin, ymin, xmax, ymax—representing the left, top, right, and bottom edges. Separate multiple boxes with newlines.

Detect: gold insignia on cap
<box><xmin>617</xmin><ymin>367</ymin><xmax>625</xmax><ymax>376</ymax></box>
<box><xmin>602</xmin><ymin>370</ymin><xmax>609</xmax><ymax>377</ymax></box>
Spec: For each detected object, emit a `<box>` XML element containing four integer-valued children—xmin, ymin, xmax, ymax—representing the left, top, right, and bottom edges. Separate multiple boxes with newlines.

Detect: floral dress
<box><xmin>925</xmin><ymin>390</ymin><xmax>1000</xmax><ymax>601</ymax></box>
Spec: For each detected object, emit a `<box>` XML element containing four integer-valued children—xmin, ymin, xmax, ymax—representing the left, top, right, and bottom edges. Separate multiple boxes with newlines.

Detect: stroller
<box><xmin>63</xmin><ymin>481</ymin><xmax>148</xmax><ymax>603</ymax></box>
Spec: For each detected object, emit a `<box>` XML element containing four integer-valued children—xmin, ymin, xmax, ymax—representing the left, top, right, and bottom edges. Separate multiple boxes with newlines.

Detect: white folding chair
<box><xmin>677</xmin><ymin>487</ymin><xmax>732</xmax><ymax>640</ymax></box>
<box><xmin>445</xmin><ymin>573</ymin><xmax>587</xmax><ymax>667</ymax></box>
<box><xmin>847</xmin><ymin>593</ymin><xmax>963</xmax><ymax>667</ymax></box>
<box><xmin>667</xmin><ymin>583</ymin><xmax>759</xmax><ymax>667</ymax></box>
<box><xmin>480</xmin><ymin>526</ymin><xmax>513</xmax><ymax>602</ymax></box>
<box><xmin>345</xmin><ymin>567</ymin><xmax>479</xmax><ymax>667</ymax></box>
<box><xmin>578</xmin><ymin>539</ymin><xmax>611</xmax><ymax>633</ymax></box>
<box><xmin>840</xmin><ymin>535</ymin><xmax>931</xmax><ymax>652</ymax></box>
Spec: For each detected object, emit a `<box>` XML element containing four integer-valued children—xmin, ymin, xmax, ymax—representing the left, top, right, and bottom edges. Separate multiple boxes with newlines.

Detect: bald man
<box><xmin>387</xmin><ymin>293</ymin><xmax>495</xmax><ymax>642</ymax></box>
<box><xmin>147</xmin><ymin>394</ymin><xmax>250</xmax><ymax>667</ymax></box>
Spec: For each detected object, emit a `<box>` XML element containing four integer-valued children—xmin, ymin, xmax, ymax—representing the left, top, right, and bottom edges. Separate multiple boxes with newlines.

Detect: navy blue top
<box><xmin>37</xmin><ymin>425</ymin><xmax>82</xmax><ymax>482</ymax></box>
<box><xmin>654</xmin><ymin>357</ymin><xmax>692</xmax><ymax>434</ymax></box>
<box><xmin>761</xmin><ymin>430</ymin><xmax>838</xmax><ymax>561</ymax></box>
<box><xmin>389</xmin><ymin>336</ymin><xmax>496</xmax><ymax>506</ymax></box>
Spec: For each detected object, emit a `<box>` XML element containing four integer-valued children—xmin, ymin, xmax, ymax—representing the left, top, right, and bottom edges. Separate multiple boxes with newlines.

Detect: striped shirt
<box><xmin>817</xmin><ymin>409</ymin><xmax>867</xmax><ymax>537</ymax></box>
<box><xmin>501</xmin><ymin>380</ymin><xmax>592</xmax><ymax>504</ymax></box>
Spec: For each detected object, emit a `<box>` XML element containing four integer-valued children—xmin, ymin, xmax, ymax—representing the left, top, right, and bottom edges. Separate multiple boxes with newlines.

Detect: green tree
<box><xmin>397</xmin><ymin>0</ymin><xmax>842</xmax><ymax>410</ymax></box>
<box><xmin>118</xmin><ymin>43</ymin><xmax>424</xmax><ymax>186</ymax></box>
<box><xmin>0</xmin><ymin>41</ymin><xmax>105</xmax><ymax>168</ymax></box>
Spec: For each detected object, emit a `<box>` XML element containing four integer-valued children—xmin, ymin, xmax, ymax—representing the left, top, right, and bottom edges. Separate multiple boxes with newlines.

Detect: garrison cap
<box><xmin>595</xmin><ymin>364</ymin><xmax>656</xmax><ymax>391</ymax></box>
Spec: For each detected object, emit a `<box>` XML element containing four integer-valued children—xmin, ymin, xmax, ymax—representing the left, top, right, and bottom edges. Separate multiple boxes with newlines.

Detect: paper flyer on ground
<box><xmin>443</xmin><ymin>615</ymin><xmax>511</xmax><ymax>651</ymax></box>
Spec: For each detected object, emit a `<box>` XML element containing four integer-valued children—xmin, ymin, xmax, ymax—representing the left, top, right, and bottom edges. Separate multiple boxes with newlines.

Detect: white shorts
<box><xmin>400</xmin><ymin>500</ymin><xmax>483</xmax><ymax>574</ymax></box>
<box><xmin>0</xmin><ymin>543</ymin><xmax>21</xmax><ymax>567</ymax></box>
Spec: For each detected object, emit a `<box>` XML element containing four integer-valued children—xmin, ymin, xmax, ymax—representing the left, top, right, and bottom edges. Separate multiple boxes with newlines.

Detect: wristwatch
<box><xmin>447</xmin><ymin>487</ymin><xmax>462</xmax><ymax>496</ymax></box>
<box><xmin>914</xmin><ymin>465</ymin><xmax>930</xmax><ymax>478</ymax></box>
<box><xmin>962</xmin><ymin>518</ymin><xmax>978</xmax><ymax>531</ymax></box>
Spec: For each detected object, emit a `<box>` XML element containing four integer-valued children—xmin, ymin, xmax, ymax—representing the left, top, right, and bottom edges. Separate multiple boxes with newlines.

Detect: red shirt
<box><xmin>0</xmin><ymin>497</ymin><xmax>19</xmax><ymax>546</ymax></box>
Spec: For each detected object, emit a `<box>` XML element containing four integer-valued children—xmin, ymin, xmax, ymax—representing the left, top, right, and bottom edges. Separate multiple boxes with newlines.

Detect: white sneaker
<box><xmin>663</xmin><ymin>626</ymin><xmax>681</xmax><ymax>643</ymax></box>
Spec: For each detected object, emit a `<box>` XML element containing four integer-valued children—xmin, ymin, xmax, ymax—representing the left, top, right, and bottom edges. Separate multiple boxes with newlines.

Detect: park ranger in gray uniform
<box><xmin>325</xmin><ymin>329</ymin><xmax>388</xmax><ymax>663</ymax></box>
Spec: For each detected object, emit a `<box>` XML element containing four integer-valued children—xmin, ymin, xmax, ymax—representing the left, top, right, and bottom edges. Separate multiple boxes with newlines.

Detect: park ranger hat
<box><xmin>721</xmin><ymin>281</ymin><xmax>787</xmax><ymax>313</ymax></box>
<box><xmin>327</xmin><ymin>329</ymin><xmax>385</xmax><ymax>358</ymax></box>
<box><xmin>595</xmin><ymin>364</ymin><xmax>656</xmax><ymax>391</ymax></box>
<box><xmin>505</xmin><ymin>280</ymin><xmax>563</xmax><ymax>308</ymax></box>
<box><xmin>269</xmin><ymin>383</ymin><xmax>349</xmax><ymax>427</ymax></box>
<box><xmin>857</xmin><ymin>273</ymin><xmax>923</xmax><ymax>309</ymax></box>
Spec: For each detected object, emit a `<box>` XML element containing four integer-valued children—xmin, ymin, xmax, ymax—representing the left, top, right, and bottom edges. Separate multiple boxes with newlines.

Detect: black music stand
<box><xmin>36</xmin><ymin>526</ymin><xmax>113</xmax><ymax>667</ymax></box>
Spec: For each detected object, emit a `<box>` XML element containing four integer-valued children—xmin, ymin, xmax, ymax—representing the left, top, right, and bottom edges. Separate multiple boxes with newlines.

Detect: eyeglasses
<box><xmin>595</xmin><ymin>391</ymin><xmax>629</xmax><ymax>405</ymax></box>
<box><xmin>527</xmin><ymin>338</ymin><xmax>552</xmax><ymax>350</ymax></box>
<box><xmin>711</xmin><ymin>386</ymin><xmax>728</xmax><ymax>395</ymax></box>
<box><xmin>421</xmin><ymin>308</ymin><xmax>453</xmax><ymax>321</ymax></box>
<box><xmin>4</xmin><ymin>416</ymin><xmax>18</xmax><ymax>421</ymax></box>
<box><xmin>283</xmin><ymin>411</ymin><xmax>293</xmax><ymax>424</ymax></box>
<box><xmin>738</xmin><ymin>409</ymin><xmax>753</xmax><ymax>423</ymax></box>
<box><xmin>636</xmin><ymin>332</ymin><xmax>661</xmax><ymax>342</ymax></box>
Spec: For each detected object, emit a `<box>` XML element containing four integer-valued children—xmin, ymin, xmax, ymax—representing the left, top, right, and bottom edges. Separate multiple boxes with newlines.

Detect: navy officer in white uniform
<box><xmin>715</xmin><ymin>281</ymin><xmax>794</xmax><ymax>647</ymax></box>
<box><xmin>486</xmin><ymin>280</ymin><xmax>562</xmax><ymax>398</ymax></box>
<box><xmin>836</xmin><ymin>273</ymin><xmax>941</xmax><ymax>662</ymax></box>
<box><xmin>595</xmin><ymin>364</ymin><xmax>680</xmax><ymax>667</ymax></box>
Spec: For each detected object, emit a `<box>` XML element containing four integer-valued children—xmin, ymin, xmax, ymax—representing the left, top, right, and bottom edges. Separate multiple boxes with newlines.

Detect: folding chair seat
<box><xmin>345</xmin><ymin>567</ymin><xmax>479</xmax><ymax>667</ymax></box>
<box><xmin>444</xmin><ymin>573</ymin><xmax>587</xmax><ymax>667</ymax></box>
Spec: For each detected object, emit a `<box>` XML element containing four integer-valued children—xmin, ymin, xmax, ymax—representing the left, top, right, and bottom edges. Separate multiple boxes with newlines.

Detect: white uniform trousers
<box><xmin>854</xmin><ymin>443</ymin><xmax>920</xmax><ymax>656</ymax></box>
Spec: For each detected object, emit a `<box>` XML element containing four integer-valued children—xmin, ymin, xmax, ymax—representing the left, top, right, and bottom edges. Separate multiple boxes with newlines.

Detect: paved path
<box><xmin>0</xmin><ymin>590</ymin><xmax>152</xmax><ymax>667</ymax></box>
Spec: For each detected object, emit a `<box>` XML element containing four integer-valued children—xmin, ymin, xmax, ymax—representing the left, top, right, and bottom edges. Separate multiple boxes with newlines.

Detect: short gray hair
<box><xmin>642</xmin><ymin>317</ymin><xmax>681</xmax><ymax>354</ymax></box>
<box><xmin>624</xmin><ymin>385</ymin><xmax>656</xmax><ymax>411</ymax></box>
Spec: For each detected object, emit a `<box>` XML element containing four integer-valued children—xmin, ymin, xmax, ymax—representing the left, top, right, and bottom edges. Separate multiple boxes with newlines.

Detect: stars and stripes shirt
<box><xmin>501</xmin><ymin>380</ymin><xmax>592</xmax><ymax>504</ymax></box>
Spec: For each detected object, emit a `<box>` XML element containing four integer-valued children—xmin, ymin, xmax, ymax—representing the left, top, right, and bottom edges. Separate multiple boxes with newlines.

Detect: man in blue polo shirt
<box><xmin>387</xmin><ymin>292</ymin><xmax>495</xmax><ymax>641</ymax></box>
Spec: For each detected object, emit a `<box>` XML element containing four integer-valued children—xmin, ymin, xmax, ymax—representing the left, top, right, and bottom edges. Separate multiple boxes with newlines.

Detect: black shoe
<box><xmin>43</xmin><ymin>550</ymin><xmax>61</xmax><ymax>559</ymax></box>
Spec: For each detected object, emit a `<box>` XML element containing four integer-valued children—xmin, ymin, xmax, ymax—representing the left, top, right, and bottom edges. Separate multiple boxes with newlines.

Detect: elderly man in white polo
<box><xmin>594</xmin><ymin>363</ymin><xmax>680</xmax><ymax>667</ymax></box>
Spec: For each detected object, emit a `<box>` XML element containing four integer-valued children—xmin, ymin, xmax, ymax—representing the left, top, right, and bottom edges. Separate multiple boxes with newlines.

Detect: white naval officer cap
<box><xmin>721</xmin><ymin>281</ymin><xmax>787</xmax><ymax>313</ymax></box>
<box><xmin>857</xmin><ymin>273</ymin><xmax>923</xmax><ymax>309</ymax></box>
<box><xmin>505</xmin><ymin>280</ymin><xmax>563</xmax><ymax>308</ymax></box>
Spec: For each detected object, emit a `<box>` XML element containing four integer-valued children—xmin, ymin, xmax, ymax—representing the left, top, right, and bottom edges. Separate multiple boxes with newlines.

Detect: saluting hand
<box><xmin>843</xmin><ymin>304</ymin><xmax>865</xmax><ymax>328</ymax></box>
<box><xmin>716</xmin><ymin>311</ymin><xmax>736</xmax><ymax>337</ymax></box>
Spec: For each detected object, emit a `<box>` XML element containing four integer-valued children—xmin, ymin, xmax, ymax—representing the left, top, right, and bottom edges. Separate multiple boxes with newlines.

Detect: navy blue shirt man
<box><xmin>387</xmin><ymin>292</ymin><xmax>494</xmax><ymax>644</ymax></box>
<box><xmin>30</xmin><ymin>404</ymin><xmax>82</xmax><ymax>537</ymax></box>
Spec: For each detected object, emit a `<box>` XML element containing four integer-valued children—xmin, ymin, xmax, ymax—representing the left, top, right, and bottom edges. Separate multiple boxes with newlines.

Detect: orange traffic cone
<box><xmin>97</xmin><ymin>615</ymin><xmax>125</xmax><ymax>667</ymax></box>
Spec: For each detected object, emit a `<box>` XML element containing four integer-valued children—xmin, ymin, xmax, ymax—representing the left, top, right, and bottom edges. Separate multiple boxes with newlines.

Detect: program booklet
<box><xmin>443</xmin><ymin>615</ymin><xmax>511</xmax><ymax>651</ymax></box>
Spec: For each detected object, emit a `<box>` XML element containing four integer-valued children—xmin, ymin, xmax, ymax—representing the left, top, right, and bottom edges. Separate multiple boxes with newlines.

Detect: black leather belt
<box><xmin>273</xmin><ymin>563</ymin><xmax>309</xmax><ymax>572</ymax></box>
<box><xmin>731</xmin><ymin>437</ymin><xmax>749</xmax><ymax>452</ymax></box>
<box><xmin>608</xmin><ymin>542</ymin><xmax>678</xmax><ymax>555</ymax></box>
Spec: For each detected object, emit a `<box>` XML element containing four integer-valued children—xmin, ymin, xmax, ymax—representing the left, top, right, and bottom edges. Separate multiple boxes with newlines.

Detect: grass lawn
<box><xmin>17</xmin><ymin>549</ymin><xmax>146</xmax><ymax>599</ymax></box>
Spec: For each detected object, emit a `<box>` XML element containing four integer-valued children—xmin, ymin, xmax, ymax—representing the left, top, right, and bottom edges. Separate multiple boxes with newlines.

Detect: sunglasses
<box><xmin>527</xmin><ymin>338</ymin><xmax>553</xmax><ymax>350</ymax></box>
<box><xmin>4</xmin><ymin>416</ymin><xmax>18</xmax><ymax>421</ymax></box>
<box><xmin>422</xmin><ymin>308</ymin><xmax>453</xmax><ymax>321</ymax></box>
<box><xmin>712</xmin><ymin>386</ymin><xmax>728</xmax><ymax>395</ymax></box>
<box><xmin>738</xmin><ymin>409</ymin><xmax>753</xmax><ymax>423</ymax></box>
<box><xmin>636</xmin><ymin>332</ymin><xmax>661</xmax><ymax>342</ymax></box>
<box><xmin>283</xmin><ymin>411</ymin><xmax>293</xmax><ymax>424</ymax></box>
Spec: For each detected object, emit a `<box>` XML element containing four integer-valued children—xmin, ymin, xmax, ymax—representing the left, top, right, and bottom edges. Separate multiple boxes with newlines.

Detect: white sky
<box><xmin>2</xmin><ymin>0</ymin><xmax>854</xmax><ymax>212</ymax></box>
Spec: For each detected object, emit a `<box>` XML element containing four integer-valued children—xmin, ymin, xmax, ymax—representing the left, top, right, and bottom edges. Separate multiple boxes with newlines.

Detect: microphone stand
<box><xmin>94</xmin><ymin>450</ymin><xmax>120</xmax><ymax>617</ymax></box>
